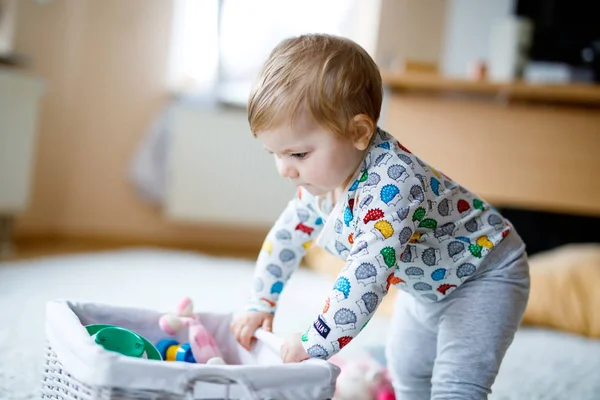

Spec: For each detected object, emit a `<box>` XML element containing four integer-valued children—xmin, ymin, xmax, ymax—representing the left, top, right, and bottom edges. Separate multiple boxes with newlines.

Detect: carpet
<box><xmin>2</xmin><ymin>248</ymin><xmax>600</xmax><ymax>399</ymax></box>
<box><xmin>0</xmin><ymin>248</ymin><xmax>389</xmax><ymax>399</ymax></box>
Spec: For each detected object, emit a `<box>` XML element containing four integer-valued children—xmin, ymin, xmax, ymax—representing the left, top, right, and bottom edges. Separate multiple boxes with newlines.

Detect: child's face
<box><xmin>258</xmin><ymin>113</ymin><xmax>366</xmax><ymax>196</ymax></box>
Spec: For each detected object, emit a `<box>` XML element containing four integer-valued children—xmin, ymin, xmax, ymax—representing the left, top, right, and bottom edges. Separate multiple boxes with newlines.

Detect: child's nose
<box><xmin>277</xmin><ymin>159</ymin><xmax>299</xmax><ymax>179</ymax></box>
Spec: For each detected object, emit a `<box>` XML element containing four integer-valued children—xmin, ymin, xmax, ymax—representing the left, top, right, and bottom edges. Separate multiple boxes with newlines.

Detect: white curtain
<box><xmin>0</xmin><ymin>0</ymin><xmax>17</xmax><ymax>55</ymax></box>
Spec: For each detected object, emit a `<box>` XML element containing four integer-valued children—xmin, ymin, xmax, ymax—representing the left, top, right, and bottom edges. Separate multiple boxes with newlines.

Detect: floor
<box><xmin>0</xmin><ymin>244</ymin><xmax>390</xmax><ymax>399</ymax></box>
<box><xmin>3</xmin><ymin>241</ymin><xmax>600</xmax><ymax>399</ymax></box>
<box><xmin>5</xmin><ymin>235</ymin><xmax>259</xmax><ymax>263</ymax></box>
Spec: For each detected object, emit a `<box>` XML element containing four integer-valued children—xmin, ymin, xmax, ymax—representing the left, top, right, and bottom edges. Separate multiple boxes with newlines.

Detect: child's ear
<box><xmin>351</xmin><ymin>114</ymin><xmax>375</xmax><ymax>150</ymax></box>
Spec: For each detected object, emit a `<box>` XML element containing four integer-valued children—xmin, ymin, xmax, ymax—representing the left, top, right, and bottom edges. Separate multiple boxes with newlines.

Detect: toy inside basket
<box><xmin>41</xmin><ymin>300</ymin><xmax>339</xmax><ymax>400</ymax></box>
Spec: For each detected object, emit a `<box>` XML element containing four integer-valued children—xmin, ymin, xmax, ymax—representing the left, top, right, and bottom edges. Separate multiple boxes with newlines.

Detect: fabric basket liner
<box><xmin>45</xmin><ymin>299</ymin><xmax>339</xmax><ymax>399</ymax></box>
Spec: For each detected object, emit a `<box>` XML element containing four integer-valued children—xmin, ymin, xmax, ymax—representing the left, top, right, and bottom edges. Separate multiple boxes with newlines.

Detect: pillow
<box><xmin>521</xmin><ymin>243</ymin><xmax>600</xmax><ymax>338</ymax></box>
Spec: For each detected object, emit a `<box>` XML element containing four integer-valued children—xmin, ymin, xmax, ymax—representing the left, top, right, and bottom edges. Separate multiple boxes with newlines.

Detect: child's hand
<box><xmin>230</xmin><ymin>310</ymin><xmax>274</xmax><ymax>351</ymax></box>
<box><xmin>281</xmin><ymin>333</ymin><xmax>310</xmax><ymax>363</ymax></box>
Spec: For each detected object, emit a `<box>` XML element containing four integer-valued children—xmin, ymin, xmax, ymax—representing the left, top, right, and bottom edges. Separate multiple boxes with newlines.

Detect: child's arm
<box><xmin>300</xmin><ymin>177</ymin><xmax>424</xmax><ymax>360</ymax></box>
<box><xmin>245</xmin><ymin>188</ymin><xmax>324</xmax><ymax>314</ymax></box>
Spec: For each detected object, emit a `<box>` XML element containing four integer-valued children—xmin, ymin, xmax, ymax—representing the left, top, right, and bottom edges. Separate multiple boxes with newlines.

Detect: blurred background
<box><xmin>1</xmin><ymin>0</ymin><xmax>599</xmax><ymax>261</ymax></box>
<box><xmin>1</xmin><ymin>1</ymin><xmax>600</xmax><ymax>398</ymax></box>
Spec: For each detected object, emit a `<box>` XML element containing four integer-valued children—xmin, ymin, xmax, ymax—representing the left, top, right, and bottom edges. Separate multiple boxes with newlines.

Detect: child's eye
<box><xmin>291</xmin><ymin>152</ymin><xmax>308</xmax><ymax>159</ymax></box>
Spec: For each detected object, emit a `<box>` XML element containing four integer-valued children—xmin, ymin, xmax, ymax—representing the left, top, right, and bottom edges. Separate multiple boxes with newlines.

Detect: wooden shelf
<box><xmin>381</xmin><ymin>71</ymin><xmax>600</xmax><ymax>106</ymax></box>
<box><xmin>382</xmin><ymin>85</ymin><xmax>600</xmax><ymax>217</ymax></box>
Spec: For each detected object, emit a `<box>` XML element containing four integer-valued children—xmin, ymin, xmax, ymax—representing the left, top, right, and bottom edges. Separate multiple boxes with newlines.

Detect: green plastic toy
<box><xmin>85</xmin><ymin>324</ymin><xmax>162</xmax><ymax>361</ymax></box>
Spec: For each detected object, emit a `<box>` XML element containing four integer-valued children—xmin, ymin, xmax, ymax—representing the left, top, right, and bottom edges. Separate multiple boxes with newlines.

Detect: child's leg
<box><xmin>431</xmin><ymin>248</ymin><xmax>530</xmax><ymax>399</ymax></box>
<box><xmin>386</xmin><ymin>291</ymin><xmax>437</xmax><ymax>400</ymax></box>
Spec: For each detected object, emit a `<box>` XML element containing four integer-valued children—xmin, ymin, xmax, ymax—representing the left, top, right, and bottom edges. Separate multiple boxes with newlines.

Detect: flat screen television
<box><xmin>515</xmin><ymin>0</ymin><xmax>600</xmax><ymax>80</ymax></box>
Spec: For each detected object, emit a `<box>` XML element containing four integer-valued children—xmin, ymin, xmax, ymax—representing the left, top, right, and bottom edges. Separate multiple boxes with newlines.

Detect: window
<box><xmin>168</xmin><ymin>0</ymin><xmax>379</xmax><ymax>106</ymax></box>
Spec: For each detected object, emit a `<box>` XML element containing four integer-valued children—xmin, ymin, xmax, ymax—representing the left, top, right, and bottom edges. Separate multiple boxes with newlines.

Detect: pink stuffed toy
<box><xmin>329</xmin><ymin>354</ymin><xmax>396</xmax><ymax>400</ymax></box>
<box><xmin>159</xmin><ymin>297</ymin><xmax>224</xmax><ymax>364</ymax></box>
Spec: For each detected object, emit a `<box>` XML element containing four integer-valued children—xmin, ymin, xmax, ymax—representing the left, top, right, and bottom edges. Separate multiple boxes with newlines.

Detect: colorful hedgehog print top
<box><xmin>246</xmin><ymin>128</ymin><xmax>512</xmax><ymax>360</ymax></box>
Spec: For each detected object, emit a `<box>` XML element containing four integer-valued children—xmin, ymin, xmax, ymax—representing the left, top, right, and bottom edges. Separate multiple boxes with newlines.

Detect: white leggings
<box><xmin>386</xmin><ymin>231</ymin><xmax>530</xmax><ymax>399</ymax></box>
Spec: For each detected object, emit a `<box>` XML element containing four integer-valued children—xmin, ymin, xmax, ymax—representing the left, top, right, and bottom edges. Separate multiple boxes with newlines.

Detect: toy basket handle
<box><xmin>184</xmin><ymin>329</ymin><xmax>285</xmax><ymax>399</ymax></box>
<box><xmin>184</xmin><ymin>371</ymin><xmax>257</xmax><ymax>400</ymax></box>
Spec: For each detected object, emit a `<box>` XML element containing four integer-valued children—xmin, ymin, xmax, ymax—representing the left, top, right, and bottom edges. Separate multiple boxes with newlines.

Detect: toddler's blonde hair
<box><xmin>247</xmin><ymin>34</ymin><xmax>382</xmax><ymax>138</ymax></box>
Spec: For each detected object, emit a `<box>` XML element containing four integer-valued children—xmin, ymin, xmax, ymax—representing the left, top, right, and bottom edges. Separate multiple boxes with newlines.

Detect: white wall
<box><xmin>441</xmin><ymin>0</ymin><xmax>515</xmax><ymax>78</ymax></box>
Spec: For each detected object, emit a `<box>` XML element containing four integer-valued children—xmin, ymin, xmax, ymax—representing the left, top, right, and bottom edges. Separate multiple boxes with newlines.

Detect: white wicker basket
<box><xmin>41</xmin><ymin>300</ymin><xmax>340</xmax><ymax>400</ymax></box>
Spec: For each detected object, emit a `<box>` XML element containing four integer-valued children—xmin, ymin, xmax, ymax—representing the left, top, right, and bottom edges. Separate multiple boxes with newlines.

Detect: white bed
<box><xmin>1</xmin><ymin>248</ymin><xmax>599</xmax><ymax>399</ymax></box>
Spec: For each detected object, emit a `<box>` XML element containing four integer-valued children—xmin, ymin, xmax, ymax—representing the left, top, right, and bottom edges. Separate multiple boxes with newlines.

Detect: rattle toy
<box><xmin>155</xmin><ymin>339</ymin><xmax>195</xmax><ymax>363</ymax></box>
<box><xmin>158</xmin><ymin>297</ymin><xmax>225</xmax><ymax>364</ymax></box>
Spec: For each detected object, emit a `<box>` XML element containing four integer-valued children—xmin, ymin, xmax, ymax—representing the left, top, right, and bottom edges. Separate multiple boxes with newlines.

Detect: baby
<box><xmin>230</xmin><ymin>33</ymin><xmax>530</xmax><ymax>399</ymax></box>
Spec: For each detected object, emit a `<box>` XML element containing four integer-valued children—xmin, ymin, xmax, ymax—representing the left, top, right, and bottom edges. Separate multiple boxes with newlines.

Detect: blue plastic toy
<box><xmin>155</xmin><ymin>339</ymin><xmax>196</xmax><ymax>363</ymax></box>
